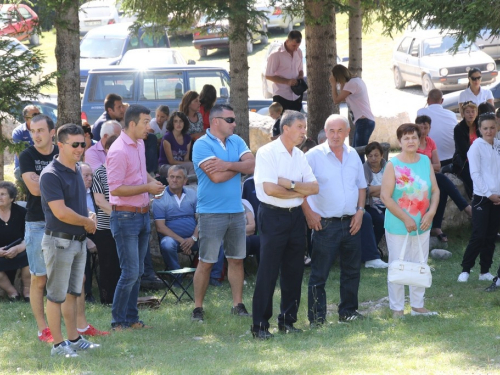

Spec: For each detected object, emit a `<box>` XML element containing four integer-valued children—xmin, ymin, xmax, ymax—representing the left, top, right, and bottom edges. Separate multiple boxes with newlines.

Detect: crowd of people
<box><xmin>3</xmin><ymin>28</ymin><xmax>500</xmax><ymax>358</ymax></box>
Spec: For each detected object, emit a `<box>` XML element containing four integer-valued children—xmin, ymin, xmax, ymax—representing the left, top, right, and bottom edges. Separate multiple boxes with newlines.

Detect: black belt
<box><xmin>261</xmin><ymin>202</ymin><xmax>300</xmax><ymax>212</ymax></box>
<box><xmin>322</xmin><ymin>215</ymin><xmax>353</xmax><ymax>221</ymax></box>
<box><xmin>45</xmin><ymin>230</ymin><xmax>86</xmax><ymax>242</ymax></box>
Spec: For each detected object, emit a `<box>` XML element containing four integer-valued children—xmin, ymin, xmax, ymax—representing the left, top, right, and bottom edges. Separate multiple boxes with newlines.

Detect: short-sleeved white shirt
<box><xmin>458</xmin><ymin>87</ymin><xmax>494</xmax><ymax>106</ymax></box>
<box><xmin>265</xmin><ymin>42</ymin><xmax>303</xmax><ymax>101</ymax></box>
<box><xmin>343</xmin><ymin>77</ymin><xmax>374</xmax><ymax>122</ymax></box>
<box><xmin>305</xmin><ymin>142</ymin><xmax>367</xmax><ymax>218</ymax></box>
<box><xmin>254</xmin><ymin>138</ymin><xmax>316</xmax><ymax>208</ymax></box>
<box><xmin>417</xmin><ymin>104</ymin><xmax>457</xmax><ymax>161</ymax></box>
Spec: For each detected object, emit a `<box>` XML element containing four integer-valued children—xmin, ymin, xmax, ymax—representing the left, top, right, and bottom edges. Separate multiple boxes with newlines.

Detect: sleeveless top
<box><xmin>158</xmin><ymin>131</ymin><xmax>191</xmax><ymax>166</ymax></box>
<box><xmin>384</xmin><ymin>155</ymin><xmax>432</xmax><ymax>236</ymax></box>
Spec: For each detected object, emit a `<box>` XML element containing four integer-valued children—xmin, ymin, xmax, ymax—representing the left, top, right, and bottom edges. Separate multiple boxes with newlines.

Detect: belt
<box><xmin>112</xmin><ymin>205</ymin><xmax>149</xmax><ymax>214</ymax></box>
<box><xmin>322</xmin><ymin>215</ymin><xmax>353</xmax><ymax>221</ymax></box>
<box><xmin>261</xmin><ymin>202</ymin><xmax>300</xmax><ymax>212</ymax></box>
<box><xmin>45</xmin><ymin>230</ymin><xmax>86</xmax><ymax>242</ymax></box>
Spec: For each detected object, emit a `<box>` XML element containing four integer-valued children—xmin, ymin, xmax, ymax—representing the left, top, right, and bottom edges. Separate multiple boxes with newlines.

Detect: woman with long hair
<box><xmin>199</xmin><ymin>84</ymin><xmax>217</xmax><ymax>130</ymax></box>
<box><xmin>179</xmin><ymin>90</ymin><xmax>204</xmax><ymax>140</ymax></box>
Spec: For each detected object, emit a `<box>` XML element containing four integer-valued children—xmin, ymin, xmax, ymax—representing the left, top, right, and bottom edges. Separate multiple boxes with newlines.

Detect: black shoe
<box><xmin>278</xmin><ymin>323</ymin><xmax>302</xmax><ymax>334</ymax></box>
<box><xmin>251</xmin><ymin>325</ymin><xmax>274</xmax><ymax>340</ymax></box>
<box><xmin>85</xmin><ymin>294</ymin><xmax>96</xmax><ymax>303</ymax></box>
<box><xmin>485</xmin><ymin>277</ymin><xmax>500</xmax><ymax>292</ymax></box>
<box><xmin>140</xmin><ymin>277</ymin><xmax>165</xmax><ymax>291</ymax></box>
<box><xmin>231</xmin><ymin>303</ymin><xmax>251</xmax><ymax>316</ymax></box>
<box><xmin>339</xmin><ymin>311</ymin><xmax>365</xmax><ymax>323</ymax></box>
<box><xmin>309</xmin><ymin>320</ymin><xmax>325</xmax><ymax>329</ymax></box>
<box><xmin>191</xmin><ymin>307</ymin><xmax>204</xmax><ymax>322</ymax></box>
<box><xmin>8</xmin><ymin>295</ymin><xmax>20</xmax><ymax>302</ymax></box>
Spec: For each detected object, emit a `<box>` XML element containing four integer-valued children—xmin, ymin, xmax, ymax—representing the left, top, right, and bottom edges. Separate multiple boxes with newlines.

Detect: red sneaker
<box><xmin>38</xmin><ymin>327</ymin><xmax>53</xmax><ymax>343</ymax></box>
<box><xmin>79</xmin><ymin>324</ymin><xmax>110</xmax><ymax>336</ymax></box>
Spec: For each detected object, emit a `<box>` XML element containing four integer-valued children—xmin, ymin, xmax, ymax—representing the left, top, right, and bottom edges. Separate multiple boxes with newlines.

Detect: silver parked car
<box><xmin>255</xmin><ymin>1</ymin><xmax>303</xmax><ymax>33</ymax></box>
<box><xmin>79</xmin><ymin>1</ymin><xmax>121</xmax><ymax>36</ymax></box>
<box><xmin>392</xmin><ymin>30</ymin><xmax>497</xmax><ymax>95</ymax></box>
<box><xmin>475</xmin><ymin>29</ymin><xmax>500</xmax><ymax>60</ymax></box>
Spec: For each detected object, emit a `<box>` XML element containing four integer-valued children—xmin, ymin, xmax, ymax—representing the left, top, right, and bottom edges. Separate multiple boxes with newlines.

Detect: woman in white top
<box><xmin>330</xmin><ymin>64</ymin><xmax>375</xmax><ymax>148</ymax></box>
<box><xmin>457</xmin><ymin>113</ymin><xmax>500</xmax><ymax>284</ymax></box>
<box><xmin>458</xmin><ymin>68</ymin><xmax>494</xmax><ymax>115</ymax></box>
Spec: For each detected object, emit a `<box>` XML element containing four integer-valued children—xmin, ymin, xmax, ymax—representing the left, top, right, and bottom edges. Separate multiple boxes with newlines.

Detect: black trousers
<box><xmin>272</xmin><ymin>95</ymin><xmax>303</xmax><ymax>113</ymax></box>
<box><xmin>252</xmin><ymin>204</ymin><xmax>306</xmax><ymax>330</ymax></box>
<box><xmin>92</xmin><ymin>229</ymin><xmax>121</xmax><ymax>304</ymax></box>
<box><xmin>461</xmin><ymin>195</ymin><xmax>500</xmax><ymax>274</ymax></box>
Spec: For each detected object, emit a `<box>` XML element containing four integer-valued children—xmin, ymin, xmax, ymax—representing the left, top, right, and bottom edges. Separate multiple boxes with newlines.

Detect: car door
<box><xmin>407</xmin><ymin>37</ymin><xmax>422</xmax><ymax>82</ymax></box>
<box><xmin>394</xmin><ymin>37</ymin><xmax>414</xmax><ymax>82</ymax></box>
<box><xmin>1</xmin><ymin>6</ymin><xmax>23</xmax><ymax>40</ymax></box>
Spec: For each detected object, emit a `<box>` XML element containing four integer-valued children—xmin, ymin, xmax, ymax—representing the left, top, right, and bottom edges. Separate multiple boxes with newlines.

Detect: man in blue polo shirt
<box><xmin>191</xmin><ymin>104</ymin><xmax>255</xmax><ymax>322</ymax></box>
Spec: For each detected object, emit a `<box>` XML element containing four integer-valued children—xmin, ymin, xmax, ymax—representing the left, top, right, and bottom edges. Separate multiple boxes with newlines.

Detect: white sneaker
<box><xmin>365</xmin><ymin>259</ymin><xmax>388</xmax><ymax>269</ymax></box>
<box><xmin>457</xmin><ymin>272</ymin><xmax>469</xmax><ymax>282</ymax></box>
<box><xmin>410</xmin><ymin>310</ymin><xmax>438</xmax><ymax>316</ymax></box>
<box><xmin>51</xmin><ymin>341</ymin><xmax>79</xmax><ymax>357</ymax></box>
<box><xmin>479</xmin><ymin>272</ymin><xmax>495</xmax><ymax>281</ymax></box>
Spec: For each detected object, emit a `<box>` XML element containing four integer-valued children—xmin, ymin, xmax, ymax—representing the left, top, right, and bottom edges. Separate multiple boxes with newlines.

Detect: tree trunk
<box><xmin>304</xmin><ymin>0</ymin><xmax>336</xmax><ymax>143</ymax></box>
<box><xmin>54</xmin><ymin>0</ymin><xmax>81</xmax><ymax>128</ymax></box>
<box><xmin>348</xmin><ymin>0</ymin><xmax>363</xmax><ymax>77</ymax></box>
<box><xmin>228</xmin><ymin>1</ymin><xmax>250</xmax><ymax>146</ymax></box>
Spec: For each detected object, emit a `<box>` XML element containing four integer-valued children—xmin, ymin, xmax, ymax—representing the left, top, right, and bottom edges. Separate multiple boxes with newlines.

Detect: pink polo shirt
<box><xmin>106</xmin><ymin>131</ymin><xmax>149</xmax><ymax>207</ymax></box>
<box><xmin>84</xmin><ymin>140</ymin><xmax>106</xmax><ymax>172</ymax></box>
<box><xmin>265</xmin><ymin>42</ymin><xmax>303</xmax><ymax>101</ymax></box>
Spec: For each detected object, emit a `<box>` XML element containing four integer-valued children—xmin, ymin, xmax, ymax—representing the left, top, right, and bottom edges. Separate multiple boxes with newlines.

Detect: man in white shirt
<box><xmin>252</xmin><ymin>110</ymin><xmax>318</xmax><ymax>339</ymax></box>
<box><xmin>265</xmin><ymin>30</ymin><xmax>304</xmax><ymax>112</ymax></box>
<box><xmin>417</xmin><ymin>89</ymin><xmax>457</xmax><ymax>166</ymax></box>
<box><xmin>303</xmin><ymin>114</ymin><xmax>366</xmax><ymax>325</ymax></box>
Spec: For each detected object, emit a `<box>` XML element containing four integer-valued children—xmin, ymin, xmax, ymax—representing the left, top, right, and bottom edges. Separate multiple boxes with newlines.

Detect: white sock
<box><xmin>77</xmin><ymin>325</ymin><xmax>89</xmax><ymax>333</ymax></box>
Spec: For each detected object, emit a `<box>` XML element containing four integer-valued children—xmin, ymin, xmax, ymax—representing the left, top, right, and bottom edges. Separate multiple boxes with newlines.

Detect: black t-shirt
<box><xmin>0</xmin><ymin>203</ymin><xmax>27</xmax><ymax>247</ymax></box>
<box><xmin>19</xmin><ymin>145</ymin><xmax>59</xmax><ymax>222</ymax></box>
<box><xmin>272</xmin><ymin>118</ymin><xmax>281</xmax><ymax>137</ymax></box>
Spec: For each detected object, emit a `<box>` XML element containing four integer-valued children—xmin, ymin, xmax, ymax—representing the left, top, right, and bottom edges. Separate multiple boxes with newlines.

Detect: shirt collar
<box><xmin>166</xmin><ymin>186</ymin><xmax>185</xmax><ymax>196</ymax></box>
<box><xmin>53</xmin><ymin>155</ymin><xmax>79</xmax><ymax>174</ymax></box>
<box><xmin>96</xmin><ymin>140</ymin><xmax>105</xmax><ymax>151</ymax></box>
<box><xmin>206</xmin><ymin>128</ymin><xmax>229</xmax><ymax>149</ymax></box>
<box><xmin>22</xmin><ymin>122</ymin><xmax>29</xmax><ymax>132</ymax></box>
<box><xmin>120</xmin><ymin>130</ymin><xmax>139</xmax><ymax>146</ymax></box>
<box><xmin>320</xmin><ymin>141</ymin><xmax>350</xmax><ymax>156</ymax></box>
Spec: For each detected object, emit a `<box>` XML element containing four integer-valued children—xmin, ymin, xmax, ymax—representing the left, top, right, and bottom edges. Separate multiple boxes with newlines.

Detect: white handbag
<box><xmin>387</xmin><ymin>233</ymin><xmax>432</xmax><ymax>288</ymax></box>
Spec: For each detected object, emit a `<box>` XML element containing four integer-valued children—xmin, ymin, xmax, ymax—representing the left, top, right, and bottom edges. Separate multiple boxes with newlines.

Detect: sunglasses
<box><xmin>25</xmin><ymin>113</ymin><xmax>40</xmax><ymax>119</ymax></box>
<box><xmin>64</xmin><ymin>142</ymin><xmax>86</xmax><ymax>148</ymax></box>
<box><xmin>470</xmin><ymin>76</ymin><xmax>482</xmax><ymax>81</ymax></box>
<box><xmin>214</xmin><ymin>117</ymin><xmax>236</xmax><ymax>123</ymax></box>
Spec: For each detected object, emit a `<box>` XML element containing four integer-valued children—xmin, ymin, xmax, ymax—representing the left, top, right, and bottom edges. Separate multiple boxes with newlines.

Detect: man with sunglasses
<box><xmin>39</xmin><ymin>124</ymin><xmax>99</xmax><ymax>357</ymax></box>
<box><xmin>191</xmin><ymin>104</ymin><xmax>255</xmax><ymax>322</ymax></box>
<box><xmin>12</xmin><ymin>105</ymin><xmax>40</xmax><ymax>181</ymax></box>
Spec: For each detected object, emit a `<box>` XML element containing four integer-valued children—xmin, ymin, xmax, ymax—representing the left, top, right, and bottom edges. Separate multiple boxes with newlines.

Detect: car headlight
<box><xmin>439</xmin><ymin>68</ymin><xmax>448</xmax><ymax>76</ymax></box>
<box><xmin>487</xmin><ymin>63</ymin><xmax>495</xmax><ymax>71</ymax></box>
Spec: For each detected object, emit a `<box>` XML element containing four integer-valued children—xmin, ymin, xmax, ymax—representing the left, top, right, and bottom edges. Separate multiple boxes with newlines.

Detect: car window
<box><xmin>187</xmin><ymin>71</ymin><xmax>230</xmax><ymax>97</ymax></box>
<box><xmin>37</xmin><ymin>103</ymin><xmax>58</xmax><ymax>124</ymax></box>
<box><xmin>397</xmin><ymin>37</ymin><xmax>412</xmax><ymax>54</ymax></box>
<box><xmin>410</xmin><ymin>40</ymin><xmax>420</xmax><ymax>57</ymax></box>
<box><xmin>80</xmin><ymin>6</ymin><xmax>112</xmax><ymax>18</ymax></box>
<box><xmin>423</xmin><ymin>36</ymin><xmax>478</xmax><ymax>56</ymax></box>
<box><xmin>140</xmin><ymin>32</ymin><xmax>167</xmax><ymax>48</ymax></box>
<box><xmin>80</xmin><ymin>37</ymin><xmax>126</xmax><ymax>58</ymax></box>
<box><xmin>88</xmin><ymin>72</ymin><xmax>135</xmax><ymax>102</ymax></box>
<box><xmin>1</xmin><ymin>7</ymin><xmax>20</xmax><ymax>22</ymax></box>
<box><xmin>140</xmin><ymin>71</ymin><xmax>184</xmax><ymax>100</ymax></box>
<box><xmin>18</xmin><ymin>7</ymin><xmax>32</xmax><ymax>20</ymax></box>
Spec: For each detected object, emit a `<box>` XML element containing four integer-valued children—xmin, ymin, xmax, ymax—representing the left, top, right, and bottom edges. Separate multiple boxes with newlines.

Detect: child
<box><xmin>269</xmin><ymin>102</ymin><xmax>283</xmax><ymax>140</ymax></box>
<box><xmin>150</xmin><ymin>105</ymin><xmax>170</xmax><ymax>139</ymax></box>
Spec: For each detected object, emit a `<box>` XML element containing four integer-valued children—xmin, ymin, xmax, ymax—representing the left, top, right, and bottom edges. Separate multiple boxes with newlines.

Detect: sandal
<box><xmin>437</xmin><ymin>233</ymin><xmax>448</xmax><ymax>242</ymax></box>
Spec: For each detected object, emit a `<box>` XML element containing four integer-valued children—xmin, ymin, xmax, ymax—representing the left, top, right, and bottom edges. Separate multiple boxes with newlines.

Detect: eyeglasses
<box><xmin>64</xmin><ymin>142</ymin><xmax>86</xmax><ymax>148</ymax></box>
<box><xmin>214</xmin><ymin>117</ymin><xmax>236</xmax><ymax>123</ymax></box>
<box><xmin>25</xmin><ymin>113</ymin><xmax>40</xmax><ymax>119</ymax></box>
<box><xmin>470</xmin><ymin>76</ymin><xmax>482</xmax><ymax>81</ymax></box>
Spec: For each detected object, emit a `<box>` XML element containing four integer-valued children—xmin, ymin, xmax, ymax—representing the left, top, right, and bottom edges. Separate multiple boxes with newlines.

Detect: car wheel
<box><xmin>247</xmin><ymin>39</ymin><xmax>253</xmax><ymax>54</ymax></box>
<box><xmin>393</xmin><ymin>67</ymin><xmax>406</xmax><ymax>89</ymax></box>
<box><xmin>422</xmin><ymin>74</ymin><xmax>434</xmax><ymax>96</ymax></box>
<box><xmin>198</xmin><ymin>48</ymin><xmax>208</xmax><ymax>58</ymax></box>
<box><xmin>262</xmin><ymin>75</ymin><xmax>272</xmax><ymax>98</ymax></box>
<box><xmin>29</xmin><ymin>33</ymin><xmax>40</xmax><ymax>46</ymax></box>
<box><xmin>284</xmin><ymin>21</ymin><xmax>293</xmax><ymax>33</ymax></box>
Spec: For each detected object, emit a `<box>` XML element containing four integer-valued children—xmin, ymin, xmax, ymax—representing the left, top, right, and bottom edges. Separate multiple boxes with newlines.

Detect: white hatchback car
<box><xmin>119</xmin><ymin>48</ymin><xmax>191</xmax><ymax>67</ymax></box>
<box><xmin>255</xmin><ymin>1</ymin><xmax>303</xmax><ymax>33</ymax></box>
<box><xmin>392</xmin><ymin>30</ymin><xmax>497</xmax><ymax>95</ymax></box>
<box><xmin>79</xmin><ymin>1</ymin><xmax>121</xmax><ymax>36</ymax></box>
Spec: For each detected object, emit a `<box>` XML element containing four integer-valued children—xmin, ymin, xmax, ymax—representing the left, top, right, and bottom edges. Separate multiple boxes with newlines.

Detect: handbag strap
<box><xmin>398</xmin><ymin>232</ymin><xmax>426</xmax><ymax>264</ymax></box>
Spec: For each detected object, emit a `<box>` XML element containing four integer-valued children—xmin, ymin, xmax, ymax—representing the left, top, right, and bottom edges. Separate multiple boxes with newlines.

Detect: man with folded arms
<box><xmin>106</xmin><ymin>105</ymin><xmax>164</xmax><ymax>330</ymax></box>
<box><xmin>40</xmin><ymin>124</ymin><xmax>99</xmax><ymax>357</ymax></box>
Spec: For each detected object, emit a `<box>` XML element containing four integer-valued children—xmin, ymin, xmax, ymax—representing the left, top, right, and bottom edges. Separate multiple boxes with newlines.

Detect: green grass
<box><xmin>2</xmin><ymin>226</ymin><xmax>500</xmax><ymax>374</ymax></box>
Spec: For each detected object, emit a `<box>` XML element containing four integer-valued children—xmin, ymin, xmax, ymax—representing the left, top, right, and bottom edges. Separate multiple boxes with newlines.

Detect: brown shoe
<box><xmin>130</xmin><ymin>321</ymin><xmax>152</xmax><ymax>329</ymax></box>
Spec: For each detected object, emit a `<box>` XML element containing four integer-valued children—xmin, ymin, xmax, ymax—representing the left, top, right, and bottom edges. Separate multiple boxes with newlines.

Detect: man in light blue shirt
<box><xmin>191</xmin><ymin>104</ymin><xmax>255</xmax><ymax>322</ymax></box>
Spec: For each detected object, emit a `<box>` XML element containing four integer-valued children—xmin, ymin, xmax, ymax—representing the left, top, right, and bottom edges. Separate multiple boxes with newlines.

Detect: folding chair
<box><xmin>156</xmin><ymin>267</ymin><xmax>196</xmax><ymax>303</ymax></box>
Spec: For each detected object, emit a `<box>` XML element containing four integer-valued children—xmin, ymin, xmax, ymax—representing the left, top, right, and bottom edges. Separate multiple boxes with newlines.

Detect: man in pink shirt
<box><xmin>106</xmin><ymin>105</ymin><xmax>164</xmax><ymax>330</ymax></box>
<box><xmin>265</xmin><ymin>30</ymin><xmax>304</xmax><ymax>112</ymax></box>
<box><xmin>84</xmin><ymin>120</ymin><xmax>122</xmax><ymax>171</ymax></box>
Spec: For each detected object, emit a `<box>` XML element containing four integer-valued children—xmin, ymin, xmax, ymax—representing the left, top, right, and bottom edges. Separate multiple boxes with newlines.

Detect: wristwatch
<box><xmin>290</xmin><ymin>181</ymin><xmax>296</xmax><ymax>190</ymax></box>
<box><xmin>356</xmin><ymin>206</ymin><xmax>365</xmax><ymax>213</ymax></box>
<box><xmin>191</xmin><ymin>236</ymin><xmax>198</xmax><ymax>242</ymax></box>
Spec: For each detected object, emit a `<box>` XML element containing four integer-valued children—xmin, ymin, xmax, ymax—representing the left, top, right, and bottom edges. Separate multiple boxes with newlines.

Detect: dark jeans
<box><xmin>84</xmin><ymin>248</ymin><xmax>93</xmax><ymax>296</ymax></box>
<box><xmin>252</xmin><ymin>205</ymin><xmax>306</xmax><ymax>330</ymax></box>
<box><xmin>461</xmin><ymin>195</ymin><xmax>500</xmax><ymax>274</ymax></box>
<box><xmin>359</xmin><ymin>211</ymin><xmax>381</xmax><ymax>262</ymax></box>
<box><xmin>365</xmin><ymin>206</ymin><xmax>385</xmax><ymax>245</ymax></box>
<box><xmin>433</xmin><ymin>172</ymin><xmax>469</xmax><ymax>229</ymax></box>
<box><xmin>92</xmin><ymin>229</ymin><xmax>121</xmax><ymax>305</ymax></box>
<box><xmin>142</xmin><ymin>243</ymin><xmax>156</xmax><ymax>280</ymax></box>
<box><xmin>272</xmin><ymin>95</ymin><xmax>303</xmax><ymax>112</ymax></box>
<box><xmin>246</xmin><ymin>235</ymin><xmax>260</xmax><ymax>264</ymax></box>
<box><xmin>457</xmin><ymin>163</ymin><xmax>473</xmax><ymax>199</ymax></box>
<box><xmin>353</xmin><ymin>118</ymin><xmax>375</xmax><ymax>148</ymax></box>
<box><xmin>308</xmin><ymin>217</ymin><xmax>361</xmax><ymax>324</ymax></box>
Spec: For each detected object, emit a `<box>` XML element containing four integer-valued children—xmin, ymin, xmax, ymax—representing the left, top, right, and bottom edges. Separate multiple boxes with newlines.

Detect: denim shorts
<box><xmin>41</xmin><ymin>234</ymin><xmax>87</xmax><ymax>303</ymax></box>
<box><xmin>198</xmin><ymin>213</ymin><xmax>246</xmax><ymax>263</ymax></box>
<box><xmin>25</xmin><ymin>221</ymin><xmax>47</xmax><ymax>276</ymax></box>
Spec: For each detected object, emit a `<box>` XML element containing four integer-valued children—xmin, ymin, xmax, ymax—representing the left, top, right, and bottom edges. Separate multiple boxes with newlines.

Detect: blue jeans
<box><xmin>110</xmin><ymin>211</ymin><xmax>150</xmax><ymax>326</ymax></box>
<box><xmin>359</xmin><ymin>211</ymin><xmax>382</xmax><ymax>262</ymax></box>
<box><xmin>433</xmin><ymin>172</ymin><xmax>468</xmax><ymax>229</ymax></box>
<box><xmin>308</xmin><ymin>218</ymin><xmax>361</xmax><ymax>323</ymax></box>
<box><xmin>365</xmin><ymin>206</ymin><xmax>385</xmax><ymax>245</ymax></box>
<box><xmin>352</xmin><ymin>118</ymin><xmax>375</xmax><ymax>148</ymax></box>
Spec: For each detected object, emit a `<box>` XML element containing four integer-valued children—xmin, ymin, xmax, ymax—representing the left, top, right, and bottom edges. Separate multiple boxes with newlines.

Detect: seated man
<box><xmin>152</xmin><ymin>165</ymin><xmax>223</xmax><ymax>286</ymax></box>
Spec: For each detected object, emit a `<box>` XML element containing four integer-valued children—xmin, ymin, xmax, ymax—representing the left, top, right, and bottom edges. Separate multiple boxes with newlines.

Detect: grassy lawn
<box><xmin>2</xmin><ymin>226</ymin><xmax>500</xmax><ymax>374</ymax></box>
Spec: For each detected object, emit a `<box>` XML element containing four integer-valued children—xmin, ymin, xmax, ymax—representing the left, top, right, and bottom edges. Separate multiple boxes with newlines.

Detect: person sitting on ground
<box><xmin>91</xmin><ymin>93</ymin><xmax>125</xmax><ymax>141</ymax></box>
<box><xmin>158</xmin><ymin>111</ymin><xmax>195</xmax><ymax>178</ymax></box>
<box><xmin>152</xmin><ymin>165</ymin><xmax>224</xmax><ymax>286</ymax></box>
<box><xmin>180</xmin><ymin>90</ymin><xmax>204</xmax><ymax>140</ymax></box>
<box><xmin>452</xmin><ymin>101</ymin><xmax>480</xmax><ymax>199</ymax></box>
<box><xmin>458</xmin><ymin>67</ymin><xmax>494</xmax><ymax>115</ymax></box>
<box><xmin>149</xmin><ymin>105</ymin><xmax>169</xmax><ymax>140</ymax></box>
<box><xmin>458</xmin><ymin>113</ymin><xmax>500</xmax><ymax>283</ymax></box>
<box><xmin>269</xmin><ymin>102</ymin><xmax>283</xmax><ymax>140</ymax></box>
<box><xmin>0</xmin><ymin>181</ymin><xmax>30</xmax><ymax>302</ymax></box>
<box><xmin>199</xmin><ymin>84</ymin><xmax>217</xmax><ymax>131</ymax></box>
<box><xmin>415</xmin><ymin>115</ymin><xmax>472</xmax><ymax>243</ymax></box>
